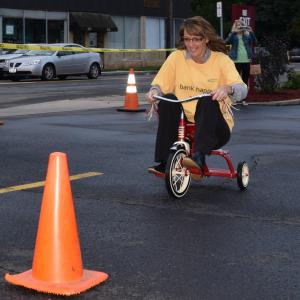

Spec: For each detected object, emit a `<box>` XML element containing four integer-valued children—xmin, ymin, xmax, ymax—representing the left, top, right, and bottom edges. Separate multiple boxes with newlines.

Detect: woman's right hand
<box><xmin>146</xmin><ymin>88</ymin><xmax>159</xmax><ymax>104</ymax></box>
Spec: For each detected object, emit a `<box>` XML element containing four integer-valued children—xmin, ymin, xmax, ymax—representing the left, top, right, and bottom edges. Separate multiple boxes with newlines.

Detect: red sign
<box><xmin>231</xmin><ymin>4</ymin><xmax>255</xmax><ymax>30</ymax></box>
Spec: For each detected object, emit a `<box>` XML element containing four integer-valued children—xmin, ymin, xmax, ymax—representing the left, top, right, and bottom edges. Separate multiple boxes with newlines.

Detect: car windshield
<box><xmin>291</xmin><ymin>48</ymin><xmax>300</xmax><ymax>53</ymax></box>
<box><xmin>25</xmin><ymin>50</ymin><xmax>54</xmax><ymax>56</ymax></box>
<box><xmin>14</xmin><ymin>49</ymin><xmax>29</xmax><ymax>54</ymax></box>
<box><xmin>0</xmin><ymin>49</ymin><xmax>15</xmax><ymax>54</ymax></box>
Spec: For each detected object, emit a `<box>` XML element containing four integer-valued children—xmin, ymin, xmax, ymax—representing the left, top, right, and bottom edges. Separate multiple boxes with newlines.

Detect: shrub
<box><xmin>254</xmin><ymin>36</ymin><xmax>289</xmax><ymax>93</ymax></box>
<box><xmin>282</xmin><ymin>70</ymin><xmax>300</xmax><ymax>89</ymax></box>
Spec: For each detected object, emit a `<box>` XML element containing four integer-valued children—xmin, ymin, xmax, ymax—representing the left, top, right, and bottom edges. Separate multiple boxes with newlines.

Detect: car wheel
<box><xmin>42</xmin><ymin>64</ymin><xmax>55</xmax><ymax>81</ymax></box>
<box><xmin>87</xmin><ymin>63</ymin><xmax>100</xmax><ymax>79</ymax></box>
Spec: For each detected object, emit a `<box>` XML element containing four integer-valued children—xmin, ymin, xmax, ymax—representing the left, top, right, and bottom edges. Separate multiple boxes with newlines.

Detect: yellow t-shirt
<box><xmin>151</xmin><ymin>50</ymin><xmax>245</xmax><ymax>130</ymax></box>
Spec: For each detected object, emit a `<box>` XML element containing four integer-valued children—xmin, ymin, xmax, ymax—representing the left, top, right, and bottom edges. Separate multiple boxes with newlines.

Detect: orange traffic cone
<box><xmin>5</xmin><ymin>152</ymin><xmax>108</xmax><ymax>296</ymax></box>
<box><xmin>117</xmin><ymin>68</ymin><xmax>146</xmax><ymax>112</ymax></box>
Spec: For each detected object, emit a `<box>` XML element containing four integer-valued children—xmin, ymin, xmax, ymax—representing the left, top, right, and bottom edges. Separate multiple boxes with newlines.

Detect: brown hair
<box><xmin>177</xmin><ymin>16</ymin><xmax>227</xmax><ymax>54</ymax></box>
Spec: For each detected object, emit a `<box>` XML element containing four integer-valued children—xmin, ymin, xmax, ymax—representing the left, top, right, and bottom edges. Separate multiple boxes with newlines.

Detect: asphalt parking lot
<box><xmin>0</xmin><ymin>98</ymin><xmax>300</xmax><ymax>299</ymax></box>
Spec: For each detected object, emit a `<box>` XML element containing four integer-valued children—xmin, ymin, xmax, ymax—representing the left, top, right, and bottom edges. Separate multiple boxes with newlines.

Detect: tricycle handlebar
<box><xmin>154</xmin><ymin>93</ymin><xmax>211</xmax><ymax>103</ymax></box>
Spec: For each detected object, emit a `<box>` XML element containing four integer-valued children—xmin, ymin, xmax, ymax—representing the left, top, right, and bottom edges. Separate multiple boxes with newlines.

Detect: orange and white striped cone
<box><xmin>117</xmin><ymin>68</ymin><xmax>146</xmax><ymax>112</ymax></box>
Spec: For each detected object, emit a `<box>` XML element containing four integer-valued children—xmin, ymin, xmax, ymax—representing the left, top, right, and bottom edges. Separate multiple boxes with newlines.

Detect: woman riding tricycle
<box><xmin>146</xmin><ymin>16</ymin><xmax>249</xmax><ymax>198</ymax></box>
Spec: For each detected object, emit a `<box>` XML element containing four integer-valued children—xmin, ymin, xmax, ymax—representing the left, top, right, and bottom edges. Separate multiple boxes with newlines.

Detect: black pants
<box><xmin>235</xmin><ymin>62</ymin><xmax>250</xmax><ymax>86</ymax></box>
<box><xmin>155</xmin><ymin>94</ymin><xmax>231</xmax><ymax>163</ymax></box>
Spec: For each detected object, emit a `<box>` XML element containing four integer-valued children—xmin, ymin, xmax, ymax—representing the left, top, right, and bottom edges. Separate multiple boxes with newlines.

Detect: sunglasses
<box><xmin>183</xmin><ymin>36</ymin><xmax>204</xmax><ymax>43</ymax></box>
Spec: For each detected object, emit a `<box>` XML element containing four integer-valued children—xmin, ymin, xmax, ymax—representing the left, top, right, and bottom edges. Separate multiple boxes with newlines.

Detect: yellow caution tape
<box><xmin>0</xmin><ymin>42</ymin><xmax>175</xmax><ymax>53</ymax></box>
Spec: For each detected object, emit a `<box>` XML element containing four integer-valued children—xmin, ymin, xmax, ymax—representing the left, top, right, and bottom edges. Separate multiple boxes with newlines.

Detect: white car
<box><xmin>4</xmin><ymin>43</ymin><xmax>102</xmax><ymax>81</ymax></box>
<box><xmin>0</xmin><ymin>49</ymin><xmax>29</xmax><ymax>78</ymax></box>
<box><xmin>288</xmin><ymin>48</ymin><xmax>300</xmax><ymax>62</ymax></box>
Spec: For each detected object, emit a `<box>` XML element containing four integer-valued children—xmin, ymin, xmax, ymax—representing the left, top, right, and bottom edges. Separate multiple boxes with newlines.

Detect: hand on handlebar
<box><xmin>211</xmin><ymin>86</ymin><xmax>230</xmax><ymax>102</ymax></box>
<box><xmin>146</xmin><ymin>89</ymin><xmax>159</xmax><ymax>104</ymax></box>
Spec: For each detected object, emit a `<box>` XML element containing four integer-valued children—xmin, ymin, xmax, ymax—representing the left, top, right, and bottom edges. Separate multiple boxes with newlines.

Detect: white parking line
<box><xmin>0</xmin><ymin>81</ymin><xmax>37</xmax><ymax>85</ymax></box>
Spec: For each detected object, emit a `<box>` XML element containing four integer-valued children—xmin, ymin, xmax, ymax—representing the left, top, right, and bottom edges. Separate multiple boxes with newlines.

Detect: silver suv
<box><xmin>4</xmin><ymin>43</ymin><xmax>102</xmax><ymax>81</ymax></box>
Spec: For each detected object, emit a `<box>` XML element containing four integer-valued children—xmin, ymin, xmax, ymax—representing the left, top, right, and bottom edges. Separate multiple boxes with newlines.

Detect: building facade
<box><xmin>0</xmin><ymin>1</ymin><xmax>193</xmax><ymax>68</ymax></box>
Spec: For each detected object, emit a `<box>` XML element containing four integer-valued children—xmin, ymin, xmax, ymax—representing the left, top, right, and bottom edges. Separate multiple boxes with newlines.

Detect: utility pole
<box><xmin>216</xmin><ymin>1</ymin><xmax>223</xmax><ymax>38</ymax></box>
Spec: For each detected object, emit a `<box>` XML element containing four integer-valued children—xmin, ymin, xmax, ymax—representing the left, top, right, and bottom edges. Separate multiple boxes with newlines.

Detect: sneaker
<box><xmin>148</xmin><ymin>162</ymin><xmax>166</xmax><ymax>175</ymax></box>
<box><xmin>182</xmin><ymin>152</ymin><xmax>205</xmax><ymax>172</ymax></box>
<box><xmin>242</xmin><ymin>100</ymin><xmax>248</xmax><ymax>106</ymax></box>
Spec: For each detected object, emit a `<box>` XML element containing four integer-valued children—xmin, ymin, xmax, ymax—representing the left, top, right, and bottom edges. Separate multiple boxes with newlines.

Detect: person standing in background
<box><xmin>225</xmin><ymin>19</ymin><xmax>257</xmax><ymax>105</ymax></box>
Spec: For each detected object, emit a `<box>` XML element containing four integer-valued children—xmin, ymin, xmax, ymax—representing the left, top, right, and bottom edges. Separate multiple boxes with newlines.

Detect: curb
<box><xmin>247</xmin><ymin>98</ymin><xmax>300</xmax><ymax>106</ymax></box>
<box><xmin>102</xmin><ymin>70</ymin><xmax>157</xmax><ymax>76</ymax></box>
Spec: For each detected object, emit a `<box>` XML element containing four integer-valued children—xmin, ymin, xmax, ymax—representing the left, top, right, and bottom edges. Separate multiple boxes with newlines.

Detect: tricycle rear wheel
<box><xmin>237</xmin><ymin>161</ymin><xmax>249</xmax><ymax>190</ymax></box>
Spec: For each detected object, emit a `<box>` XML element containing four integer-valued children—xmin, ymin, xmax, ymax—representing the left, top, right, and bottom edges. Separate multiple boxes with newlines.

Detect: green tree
<box><xmin>190</xmin><ymin>0</ymin><xmax>300</xmax><ymax>47</ymax></box>
<box><xmin>288</xmin><ymin>6</ymin><xmax>300</xmax><ymax>47</ymax></box>
<box><xmin>190</xmin><ymin>0</ymin><xmax>234</xmax><ymax>37</ymax></box>
<box><xmin>245</xmin><ymin>0</ymin><xmax>299</xmax><ymax>44</ymax></box>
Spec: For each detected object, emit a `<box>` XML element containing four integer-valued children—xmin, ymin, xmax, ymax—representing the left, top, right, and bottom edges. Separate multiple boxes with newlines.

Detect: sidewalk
<box><xmin>248</xmin><ymin>98</ymin><xmax>300</xmax><ymax>106</ymax></box>
<box><xmin>0</xmin><ymin>94</ymin><xmax>148</xmax><ymax>118</ymax></box>
<box><xmin>1</xmin><ymin>95</ymin><xmax>299</xmax><ymax>119</ymax></box>
<box><xmin>102</xmin><ymin>70</ymin><xmax>157</xmax><ymax>76</ymax></box>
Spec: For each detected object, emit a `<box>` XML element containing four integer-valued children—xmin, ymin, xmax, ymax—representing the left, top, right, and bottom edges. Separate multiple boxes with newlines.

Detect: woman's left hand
<box><xmin>211</xmin><ymin>86</ymin><xmax>230</xmax><ymax>101</ymax></box>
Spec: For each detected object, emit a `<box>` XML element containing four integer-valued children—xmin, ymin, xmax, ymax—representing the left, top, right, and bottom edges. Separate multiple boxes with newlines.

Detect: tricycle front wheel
<box><xmin>165</xmin><ymin>149</ymin><xmax>191</xmax><ymax>199</ymax></box>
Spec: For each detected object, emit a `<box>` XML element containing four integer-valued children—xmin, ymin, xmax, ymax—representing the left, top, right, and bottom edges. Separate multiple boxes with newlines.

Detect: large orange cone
<box><xmin>117</xmin><ymin>68</ymin><xmax>146</xmax><ymax>112</ymax></box>
<box><xmin>5</xmin><ymin>152</ymin><xmax>108</xmax><ymax>295</ymax></box>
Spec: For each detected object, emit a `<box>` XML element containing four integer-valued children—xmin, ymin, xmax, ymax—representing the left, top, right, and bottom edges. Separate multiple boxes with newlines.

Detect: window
<box><xmin>145</xmin><ymin>17</ymin><xmax>165</xmax><ymax>49</ymax></box>
<box><xmin>174</xmin><ymin>18</ymin><xmax>184</xmax><ymax>46</ymax></box>
<box><xmin>0</xmin><ymin>9</ymin><xmax>68</xmax><ymax>44</ymax></box>
<box><xmin>106</xmin><ymin>16</ymin><xmax>140</xmax><ymax>49</ymax></box>
<box><xmin>106</xmin><ymin>16</ymin><xmax>124</xmax><ymax>49</ymax></box>
<box><xmin>67</xmin><ymin>44</ymin><xmax>88</xmax><ymax>54</ymax></box>
<box><xmin>57</xmin><ymin>51</ymin><xmax>73</xmax><ymax>56</ymax></box>
<box><xmin>125</xmin><ymin>17</ymin><xmax>140</xmax><ymax>49</ymax></box>
<box><xmin>2</xmin><ymin>18</ymin><xmax>23</xmax><ymax>44</ymax></box>
<box><xmin>25</xmin><ymin>19</ymin><xmax>46</xmax><ymax>43</ymax></box>
<box><xmin>48</xmin><ymin>20</ymin><xmax>64</xmax><ymax>43</ymax></box>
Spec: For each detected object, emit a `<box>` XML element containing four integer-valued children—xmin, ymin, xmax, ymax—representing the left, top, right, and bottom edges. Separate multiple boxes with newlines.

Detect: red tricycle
<box><xmin>149</xmin><ymin>94</ymin><xmax>249</xmax><ymax>199</ymax></box>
